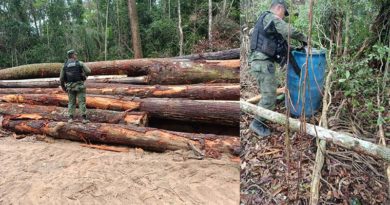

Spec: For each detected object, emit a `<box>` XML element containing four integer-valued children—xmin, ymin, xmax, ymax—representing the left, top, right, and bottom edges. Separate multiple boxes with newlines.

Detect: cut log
<box><xmin>0</xmin><ymin>94</ymin><xmax>239</xmax><ymax>126</ymax></box>
<box><xmin>0</xmin><ymin>79</ymin><xmax>61</xmax><ymax>88</ymax></box>
<box><xmin>0</xmin><ymin>118</ymin><xmax>240</xmax><ymax>155</ymax></box>
<box><xmin>0</xmin><ymin>75</ymin><xmax>129</xmax><ymax>88</ymax></box>
<box><xmin>240</xmin><ymin>101</ymin><xmax>390</xmax><ymax>162</ymax></box>
<box><xmin>145</xmin><ymin>59</ymin><xmax>239</xmax><ymax>84</ymax></box>
<box><xmin>88</xmin><ymin>76</ymin><xmax>148</xmax><ymax>84</ymax></box>
<box><xmin>0</xmin><ymin>103</ymin><xmax>147</xmax><ymax>126</ymax></box>
<box><xmin>175</xmin><ymin>48</ymin><xmax>240</xmax><ymax>60</ymax></box>
<box><xmin>0</xmin><ymin>63</ymin><xmax>62</xmax><ymax>80</ymax></box>
<box><xmin>0</xmin><ymin>83</ymin><xmax>240</xmax><ymax>100</ymax></box>
<box><xmin>0</xmin><ymin>59</ymin><xmax>240</xmax><ymax>84</ymax></box>
<box><xmin>246</xmin><ymin>87</ymin><xmax>286</xmax><ymax>104</ymax></box>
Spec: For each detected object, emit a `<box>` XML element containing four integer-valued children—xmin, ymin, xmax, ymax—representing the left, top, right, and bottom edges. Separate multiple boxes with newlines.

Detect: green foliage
<box><xmin>0</xmin><ymin>0</ymin><xmax>240</xmax><ymax>68</ymax></box>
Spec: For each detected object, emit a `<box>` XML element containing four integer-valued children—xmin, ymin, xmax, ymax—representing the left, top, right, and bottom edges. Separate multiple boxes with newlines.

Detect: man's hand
<box><xmin>60</xmin><ymin>81</ymin><xmax>67</xmax><ymax>92</ymax></box>
<box><xmin>61</xmin><ymin>86</ymin><xmax>67</xmax><ymax>92</ymax></box>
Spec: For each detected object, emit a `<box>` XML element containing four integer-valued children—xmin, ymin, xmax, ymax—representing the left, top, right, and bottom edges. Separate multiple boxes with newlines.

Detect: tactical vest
<box><xmin>250</xmin><ymin>11</ymin><xmax>288</xmax><ymax>65</ymax></box>
<box><xmin>63</xmin><ymin>60</ymin><xmax>85</xmax><ymax>82</ymax></box>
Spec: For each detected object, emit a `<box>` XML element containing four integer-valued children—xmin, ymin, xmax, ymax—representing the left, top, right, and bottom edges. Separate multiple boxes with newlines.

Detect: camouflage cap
<box><xmin>67</xmin><ymin>49</ymin><xmax>77</xmax><ymax>56</ymax></box>
<box><xmin>272</xmin><ymin>0</ymin><xmax>289</xmax><ymax>16</ymax></box>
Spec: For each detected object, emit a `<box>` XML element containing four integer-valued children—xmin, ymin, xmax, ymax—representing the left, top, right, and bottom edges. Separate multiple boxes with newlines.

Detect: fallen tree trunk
<box><xmin>0</xmin><ymin>79</ymin><xmax>61</xmax><ymax>88</ymax></box>
<box><xmin>0</xmin><ymin>103</ymin><xmax>147</xmax><ymax>126</ymax></box>
<box><xmin>246</xmin><ymin>87</ymin><xmax>286</xmax><ymax>104</ymax></box>
<box><xmin>174</xmin><ymin>48</ymin><xmax>240</xmax><ymax>60</ymax></box>
<box><xmin>0</xmin><ymin>94</ymin><xmax>239</xmax><ymax>126</ymax></box>
<box><xmin>0</xmin><ymin>63</ymin><xmax>62</xmax><ymax>80</ymax></box>
<box><xmin>0</xmin><ymin>59</ymin><xmax>239</xmax><ymax>84</ymax></box>
<box><xmin>0</xmin><ymin>83</ymin><xmax>240</xmax><ymax>100</ymax></box>
<box><xmin>88</xmin><ymin>76</ymin><xmax>148</xmax><ymax>84</ymax></box>
<box><xmin>240</xmin><ymin>101</ymin><xmax>390</xmax><ymax>162</ymax></box>
<box><xmin>0</xmin><ymin>75</ymin><xmax>130</xmax><ymax>88</ymax></box>
<box><xmin>0</xmin><ymin>118</ymin><xmax>240</xmax><ymax>155</ymax></box>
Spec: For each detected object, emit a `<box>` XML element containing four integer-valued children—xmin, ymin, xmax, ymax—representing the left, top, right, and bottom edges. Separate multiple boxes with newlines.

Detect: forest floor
<box><xmin>0</xmin><ymin>133</ymin><xmax>240</xmax><ymax>205</ymax></box>
<box><xmin>240</xmin><ymin>64</ymin><xmax>389</xmax><ymax>204</ymax></box>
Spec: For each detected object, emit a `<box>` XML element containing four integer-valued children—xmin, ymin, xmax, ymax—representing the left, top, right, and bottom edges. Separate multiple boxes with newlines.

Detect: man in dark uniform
<box><xmin>60</xmin><ymin>49</ymin><xmax>91</xmax><ymax>123</ymax></box>
<box><xmin>249</xmin><ymin>0</ymin><xmax>307</xmax><ymax>137</ymax></box>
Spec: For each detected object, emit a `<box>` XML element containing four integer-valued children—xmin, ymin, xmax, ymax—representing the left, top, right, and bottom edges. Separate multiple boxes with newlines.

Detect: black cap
<box><xmin>272</xmin><ymin>0</ymin><xmax>289</xmax><ymax>16</ymax></box>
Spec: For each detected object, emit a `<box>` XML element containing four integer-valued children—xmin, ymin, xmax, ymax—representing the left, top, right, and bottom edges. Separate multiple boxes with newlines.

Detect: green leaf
<box><xmin>339</xmin><ymin>79</ymin><xmax>346</xmax><ymax>83</ymax></box>
<box><xmin>346</xmin><ymin>70</ymin><xmax>350</xmax><ymax>79</ymax></box>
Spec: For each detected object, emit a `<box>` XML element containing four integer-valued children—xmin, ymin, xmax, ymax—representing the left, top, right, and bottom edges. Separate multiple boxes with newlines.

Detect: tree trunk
<box><xmin>0</xmin><ymin>118</ymin><xmax>239</xmax><ymax>155</ymax></box>
<box><xmin>342</xmin><ymin>9</ymin><xmax>350</xmax><ymax>56</ymax></box>
<box><xmin>0</xmin><ymin>75</ymin><xmax>131</xmax><ymax>88</ymax></box>
<box><xmin>0</xmin><ymin>94</ymin><xmax>239</xmax><ymax>126</ymax></box>
<box><xmin>104</xmin><ymin>0</ymin><xmax>110</xmax><ymax>60</ymax></box>
<box><xmin>0</xmin><ymin>79</ymin><xmax>61</xmax><ymax>88</ymax></box>
<box><xmin>127</xmin><ymin>0</ymin><xmax>143</xmax><ymax>58</ymax></box>
<box><xmin>175</xmin><ymin>48</ymin><xmax>240</xmax><ymax>60</ymax></box>
<box><xmin>0</xmin><ymin>103</ymin><xmax>147</xmax><ymax>126</ymax></box>
<box><xmin>146</xmin><ymin>59</ymin><xmax>239</xmax><ymax>84</ymax></box>
<box><xmin>0</xmin><ymin>83</ymin><xmax>240</xmax><ymax>100</ymax></box>
<box><xmin>177</xmin><ymin>0</ymin><xmax>183</xmax><ymax>56</ymax></box>
<box><xmin>88</xmin><ymin>76</ymin><xmax>148</xmax><ymax>84</ymax></box>
<box><xmin>241</xmin><ymin>101</ymin><xmax>390</xmax><ymax>162</ymax></box>
<box><xmin>168</xmin><ymin>0</ymin><xmax>171</xmax><ymax>19</ymax></box>
<box><xmin>0</xmin><ymin>59</ymin><xmax>239</xmax><ymax>84</ymax></box>
<box><xmin>222</xmin><ymin>0</ymin><xmax>227</xmax><ymax>17</ymax></box>
<box><xmin>0</xmin><ymin>63</ymin><xmax>62</xmax><ymax>80</ymax></box>
<box><xmin>208</xmin><ymin>0</ymin><xmax>212</xmax><ymax>48</ymax></box>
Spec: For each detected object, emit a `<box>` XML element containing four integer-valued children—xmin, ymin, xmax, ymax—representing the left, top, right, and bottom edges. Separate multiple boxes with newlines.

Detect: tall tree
<box><xmin>208</xmin><ymin>0</ymin><xmax>212</xmax><ymax>48</ymax></box>
<box><xmin>127</xmin><ymin>0</ymin><xmax>143</xmax><ymax>58</ymax></box>
<box><xmin>177</xmin><ymin>0</ymin><xmax>183</xmax><ymax>56</ymax></box>
<box><xmin>104</xmin><ymin>0</ymin><xmax>110</xmax><ymax>60</ymax></box>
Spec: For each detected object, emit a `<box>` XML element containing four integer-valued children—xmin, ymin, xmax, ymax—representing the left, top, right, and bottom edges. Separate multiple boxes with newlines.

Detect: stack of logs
<box><xmin>0</xmin><ymin>49</ymin><xmax>240</xmax><ymax>157</ymax></box>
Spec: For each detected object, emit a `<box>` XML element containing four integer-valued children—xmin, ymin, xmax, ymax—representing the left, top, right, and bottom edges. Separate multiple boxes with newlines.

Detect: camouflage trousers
<box><xmin>66</xmin><ymin>81</ymin><xmax>87</xmax><ymax>117</ymax></box>
<box><xmin>250</xmin><ymin>59</ymin><xmax>278</xmax><ymax>117</ymax></box>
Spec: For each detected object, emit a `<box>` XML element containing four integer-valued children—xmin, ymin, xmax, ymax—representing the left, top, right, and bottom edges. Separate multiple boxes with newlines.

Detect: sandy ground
<box><xmin>0</xmin><ymin>135</ymin><xmax>240</xmax><ymax>205</ymax></box>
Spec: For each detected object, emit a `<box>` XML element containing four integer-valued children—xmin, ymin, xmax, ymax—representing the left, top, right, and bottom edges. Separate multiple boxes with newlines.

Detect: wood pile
<box><xmin>0</xmin><ymin>52</ymin><xmax>240</xmax><ymax>157</ymax></box>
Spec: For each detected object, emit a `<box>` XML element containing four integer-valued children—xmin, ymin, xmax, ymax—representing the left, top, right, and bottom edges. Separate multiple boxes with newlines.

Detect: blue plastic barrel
<box><xmin>286</xmin><ymin>48</ymin><xmax>327</xmax><ymax>117</ymax></box>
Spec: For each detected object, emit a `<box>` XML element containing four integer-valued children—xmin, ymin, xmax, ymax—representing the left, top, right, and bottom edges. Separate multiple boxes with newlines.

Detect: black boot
<box><xmin>68</xmin><ymin>115</ymin><xmax>74</xmax><ymax>123</ymax></box>
<box><xmin>82</xmin><ymin>115</ymin><xmax>90</xmax><ymax>124</ymax></box>
<box><xmin>249</xmin><ymin>119</ymin><xmax>271</xmax><ymax>138</ymax></box>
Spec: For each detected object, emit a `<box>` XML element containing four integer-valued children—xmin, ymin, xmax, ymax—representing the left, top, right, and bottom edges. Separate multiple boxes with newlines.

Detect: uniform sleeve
<box><xmin>269</xmin><ymin>15</ymin><xmax>307</xmax><ymax>43</ymax></box>
<box><xmin>80</xmin><ymin>62</ymin><xmax>91</xmax><ymax>76</ymax></box>
<box><xmin>60</xmin><ymin>66</ymin><xmax>65</xmax><ymax>81</ymax></box>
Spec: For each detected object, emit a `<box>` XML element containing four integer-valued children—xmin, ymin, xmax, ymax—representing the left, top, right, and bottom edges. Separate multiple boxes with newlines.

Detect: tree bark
<box><xmin>0</xmin><ymin>79</ymin><xmax>62</xmax><ymax>88</ymax></box>
<box><xmin>0</xmin><ymin>83</ymin><xmax>240</xmax><ymax>100</ymax></box>
<box><xmin>0</xmin><ymin>103</ymin><xmax>147</xmax><ymax>126</ymax></box>
<box><xmin>241</xmin><ymin>101</ymin><xmax>390</xmax><ymax>162</ymax></box>
<box><xmin>0</xmin><ymin>76</ymin><xmax>147</xmax><ymax>88</ymax></box>
<box><xmin>0</xmin><ymin>63</ymin><xmax>62</xmax><ymax>80</ymax></box>
<box><xmin>0</xmin><ymin>75</ymin><xmax>131</xmax><ymax>88</ymax></box>
<box><xmin>177</xmin><ymin>0</ymin><xmax>183</xmax><ymax>56</ymax></box>
<box><xmin>146</xmin><ymin>59</ymin><xmax>239</xmax><ymax>84</ymax></box>
<box><xmin>208</xmin><ymin>0</ymin><xmax>212</xmax><ymax>48</ymax></box>
<box><xmin>0</xmin><ymin>94</ymin><xmax>239</xmax><ymax>126</ymax></box>
<box><xmin>175</xmin><ymin>48</ymin><xmax>240</xmax><ymax>60</ymax></box>
<box><xmin>127</xmin><ymin>0</ymin><xmax>143</xmax><ymax>58</ymax></box>
<box><xmin>104</xmin><ymin>0</ymin><xmax>110</xmax><ymax>60</ymax></box>
<box><xmin>0</xmin><ymin>59</ymin><xmax>239</xmax><ymax>84</ymax></box>
<box><xmin>0</xmin><ymin>118</ymin><xmax>239</xmax><ymax>155</ymax></box>
<box><xmin>88</xmin><ymin>76</ymin><xmax>148</xmax><ymax>84</ymax></box>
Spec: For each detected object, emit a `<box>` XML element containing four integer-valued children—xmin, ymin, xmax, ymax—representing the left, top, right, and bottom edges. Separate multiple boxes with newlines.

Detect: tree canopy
<box><xmin>0</xmin><ymin>0</ymin><xmax>240</xmax><ymax>68</ymax></box>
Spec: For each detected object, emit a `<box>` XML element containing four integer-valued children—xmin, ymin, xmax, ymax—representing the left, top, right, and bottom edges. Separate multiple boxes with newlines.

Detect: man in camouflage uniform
<box><xmin>249</xmin><ymin>0</ymin><xmax>307</xmax><ymax>137</ymax></box>
<box><xmin>60</xmin><ymin>49</ymin><xmax>91</xmax><ymax>123</ymax></box>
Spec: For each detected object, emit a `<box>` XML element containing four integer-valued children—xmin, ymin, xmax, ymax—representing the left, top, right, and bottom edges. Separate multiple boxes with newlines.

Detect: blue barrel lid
<box><xmin>292</xmin><ymin>48</ymin><xmax>327</xmax><ymax>56</ymax></box>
